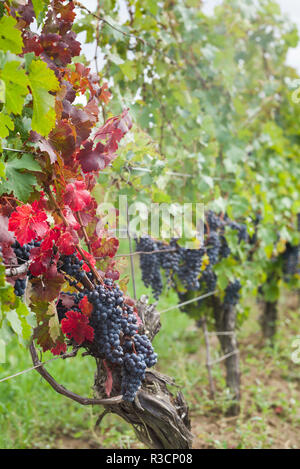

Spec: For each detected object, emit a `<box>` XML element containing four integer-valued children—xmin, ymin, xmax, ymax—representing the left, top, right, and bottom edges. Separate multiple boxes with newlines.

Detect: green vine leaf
<box><xmin>0</xmin><ymin>111</ymin><xmax>14</xmax><ymax>137</ymax></box>
<box><xmin>0</xmin><ymin>153</ymin><xmax>42</xmax><ymax>201</ymax></box>
<box><xmin>28</xmin><ymin>60</ymin><xmax>60</xmax><ymax>136</ymax></box>
<box><xmin>0</xmin><ymin>16</ymin><xmax>23</xmax><ymax>54</ymax></box>
<box><xmin>1</xmin><ymin>61</ymin><xmax>29</xmax><ymax>115</ymax></box>
<box><xmin>32</xmin><ymin>0</ymin><xmax>49</xmax><ymax>26</ymax></box>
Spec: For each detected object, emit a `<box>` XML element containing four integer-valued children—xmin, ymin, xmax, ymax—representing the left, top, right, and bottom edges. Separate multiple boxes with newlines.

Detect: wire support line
<box><xmin>158</xmin><ymin>290</ymin><xmax>217</xmax><ymax>314</ymax></box>
<box><xmin>207</xmin><ymin>331</ymin><xmax>235</xmax><ymax>336</ymax></box>
<box><xmin>130</xmin><ymin>166</ymin><xmax>236</xmax><ymax>182</ymax></box>
<box><xmin>208</xmin><ymin>350</ymin><xmax>239</xmax><ymax>367</ymax></box>
<box><xmin>1</xmin><ymin>147</ymin><xmax>236</xmax><ymax>182</ymax></box>
<box><xmin>0</xmin><ymin>290</ymin><xmax>219</xmax><ymax>385</ymax></box>
<box><xmin>0</xmin><ymin>352</ymin><xmax>74</xmax><ymax>384</ymax></box>
<box><xmin>2</xmin><ymin>147</ymin><xmax>26</xmax><ymax>153</ymax></box>
<box><xmin>113</xmin><ymin>247</ymin><xmax>177</xmax><ymax>258</ymax></box>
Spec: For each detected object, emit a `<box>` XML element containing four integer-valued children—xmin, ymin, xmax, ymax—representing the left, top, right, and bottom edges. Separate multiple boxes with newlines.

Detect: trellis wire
<box><xmin>207</xmin><ymin>331</ymin><xmax>235</xmax><ymax>336</ymax></box>
<box><xmin>2</xmin><ymin>147</ymin><xmax>24</xmax><ymax>153</ymax></box>
<box><xmin>159</xmin><ymin>290</ymin><xmax>217</xmax><ymax>314</ymax></box>
<box><xmin>114</xmin><ymin>247</ymin><xmax>177</xmax><ymax>258</ymax></box>
<box><xmin>130</xmin><ymin>166</ymin><xmax>236</xmax><ymax>182</ymax></box>
<box><xmin>2</xmin><ymin>150</ymin><xmax>235</xmax><ymax>182</ymax></box>
<box><xmin>100</xmin><ymin>164</ymin><xmax>237</xmax><ymax>182</ymax></box>
<box><xmin>0</xmin><ymin>353</ymin><xmax>72</xmax><ymax>384</ymax></box>
<box><xmin>208</xmin><ymin>350</ymin><xmax>239</xmax><ymax>367</ymax></box>
<box><xmin>0</xmin><ymin>288</ymin><xmax>223</xmax><ymax>385</ymax></box>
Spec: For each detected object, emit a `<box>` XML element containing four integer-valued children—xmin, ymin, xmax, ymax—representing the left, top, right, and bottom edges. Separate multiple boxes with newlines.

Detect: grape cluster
<box><xmin>135</xmin><ymin>236</ymin><xmax>163</xmax><ymax>299</ymax></box>
<box><xmin>206</xmin><ymin>231</ymin><xmax>221</xmax><ymax>266</ymax></box>
<box><xmin>135</xmin><ymin>212</ymin><xmax>247</xmax><ymax>312</ymax></box>
<box><xmin>121</xmin><ymin>332</ymin><xmax>157</xmax><ymax>400</ymax></box>
<box><xmin>220</xmin><ymin>234</ymin><xmax>231</xmax><ymax>259</ymax></box>
<box><xmin>282</xmin><ymin>243</ymin><xmax>299</xmax><ymax>278</ymax></box>
<box><xmin>223</xmin><ymin>280</ymin><xmax>241</xmax><ymax>307</ymax></box>
<box><xmin>177</xmin><ymin>247</ymin><xmax>204</xmax><ymax>290</ymax></box>
<box><xmin>157</xmin><ymin>239</ymin><xmax>181</xmax><ymax>282</ymax></box>
<box><xmin>206</xmin><ymin>210</ymin><xmax>223</xmax><ymax>231</ymax></box>
<box><xmin>227</xmin><ymin>220</ymin><xmax>248</xmax><ymax>243</ymax></box>
<box><xmin>11</xmin><ymin>240</ymin><xmax>40</xmax><ymax>297</ymax></box>
<box><xmin>56</xmin><ymin>292</ymin><xmax>83</xmax><ymax>322</ymax></box>
<box><xmin>12</xmin><ymin>240</ymin><xmax>40</xmax><ymax>264</ymax></box>
<box><xmin>60</xmin><ymin>254</ymin><xmax>94</xmax><ymax>286</ymax></box>
<box><xmin>87</xmin><ymin>278</ymin><xmax>157</xmax><ymax>401</ymax></box>
<box><xmin>14</xmin><ymin>278</ymin><xmax>26</xmax><ymax>297</ymax></box>
<box><xmin>201</xmin><ymin>266</ymin><xmax>217</xmax><ymax>293</ymax></box>
<box><xmin>56</xmin><ymin>277</ymin><xmax>157</xmax><ymax>402</ymax></box>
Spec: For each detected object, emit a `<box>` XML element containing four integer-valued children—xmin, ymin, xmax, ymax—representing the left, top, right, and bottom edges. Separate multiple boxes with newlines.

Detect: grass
<box><xmin>0</xmin><ymin>254</ymin><xmax>300</xmax><ymax>448</ymax></box>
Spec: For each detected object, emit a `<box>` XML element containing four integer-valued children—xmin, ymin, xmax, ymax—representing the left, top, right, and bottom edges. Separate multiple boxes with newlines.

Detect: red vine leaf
<box><xmin>40</xmin><ymin>227</ymin><xmax>60</xmax><ymax>251</ymax></box>
<box><xmin>0</xmin><ymin>215</ymin><xmax>14</xmax><ymax>245</ymax></box>
<box><xmin>63</xmin><ymin>180</ymin><xmax>92</xmax><ymax>211</ymax></box>
<box><xmin>40</xmin><ymin>32</ymin><xmax>80</xmax><ymax>66</ymax></box>
<box><xmin>105</xmin><ymin>267</ymin><xmax>120</xmax><ymax>281</ymax></box>
<box><xmin>92</xmin><ymin>237</ymin><xmax>119</xmax><ymax>258</ymax></box>
<box><xmin>8</xmin><ymin>204</ymin><xmax>49</xmax><ymax>246</ymax></box>
<box><xmin>56</xmin><ymin>230</ymin><xmax>76</xmax><ymax>255</ymax></box>
<box><xmin>51</xmin><ymin>340</ymin><xmax>67</xmax><ymax>356</ymax></box>
<box><xmin>42</xmin><ymin>273</ymin><xmax>65</xmax><ymax>303</ymax></box>
<box><xmin>61</xmin><ymin>310</ymin><xmax>94</xmax><ymax>345</ymax></box>
<box><xmin>48</xmin><ymin>119</ymin><xmax>77</xmax><ymax>164</ymax></box>
<box><xmin>29</xmin><ymin>247</ymin><xmax>53</xmax><ymax>276</ymax></box>
<box><xmin>76</xmin><ymin>140</ymin><xmax>106</xmax><ymax>173</ymax></box>
<box><xmin>62</xmin><ymin>208</ymin><xmax>80</xmax><ymax>230</ymax></box>
<box><xmin>31</xmin><ymin>132</ymin><xmax>58</xmax><ymax>164</ymax></box>
<box><xmin>60</xmin><ymin>292</ymin><xmax>76</xmax><ymax>309</ymax></box>
<box><xmin>98</xmin><ymin>83</ymin><xmax>111</xmax><ymax>104</ymax></box>
<box><xmin>78</xmin><ymin>296</ymin><xmax>93</xmax><ymax>317</ymax></box>
<box><xmin>69</xmin><ymin>98</ymin><xmax>99</xmax><ymax>143</ymax></box>
<box><xmin>76</xmin><ymin>249</ymin><xmax>96</xmax><ymax>272</ymax></box>
<box><xmin>77</xmin><ymin>109</ymin><xmax>132</xmax><ymax>173</ymax></box>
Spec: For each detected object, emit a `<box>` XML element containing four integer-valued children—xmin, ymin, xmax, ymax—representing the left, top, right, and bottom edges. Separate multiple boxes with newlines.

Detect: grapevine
<box><xmin>0</xmin><ymin>0</ymin><xmax>192</xmax><ymax>448</ymax></box>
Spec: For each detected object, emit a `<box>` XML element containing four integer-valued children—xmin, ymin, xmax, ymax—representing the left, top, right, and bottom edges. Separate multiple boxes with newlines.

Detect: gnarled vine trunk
<box><xmin>260</xmin><ymin>300</ymin><xmax>278</xmax><ymax>342</ymax></box>
<box><xmin>211</xmin><ymin>297</ymin><xmax>241</xmax><ymax>416</ymax></box>
<box><xmin>94</xmin><ymin>362</ymin><xmax>192</xmax><ymax>449</ymax></box>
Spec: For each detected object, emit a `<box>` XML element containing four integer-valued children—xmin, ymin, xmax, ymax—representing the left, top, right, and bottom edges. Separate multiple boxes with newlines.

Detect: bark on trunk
<box><xmin>94</xmin><ymin>362</ymin><xmax>192</xmax><ymax>449</ymax></box>
<box><xmin>260</xmin><ymin>300</ymin><xmax>277</xmax><ymax>342</ymax></box>
<box><xmin>212</xmin><ymin>297</ymin><xmax>241</xmax><ymax>416</ymax></box>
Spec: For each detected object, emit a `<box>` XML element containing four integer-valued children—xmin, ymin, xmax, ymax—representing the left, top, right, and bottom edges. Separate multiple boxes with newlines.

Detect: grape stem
<box><xmin>29</xmin><ymin>341</ymin><xmax>123</xmax><ymax>406</ymax></box>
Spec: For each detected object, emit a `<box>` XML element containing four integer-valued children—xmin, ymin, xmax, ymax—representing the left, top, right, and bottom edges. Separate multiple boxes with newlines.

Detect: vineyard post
<box><xmin>200</xmin><ymin>315</ymin><xmax>216</xmax><ymax>400</ymax></box>
<box><xmin>211</xmin><ymin>297</ymin><xmax>241</xmax><ymax>416</ymax></box>
<box><xmin>260</xmin><ymin>300</ymin><xmax>278</xmax><ymax>343</ymax></box>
